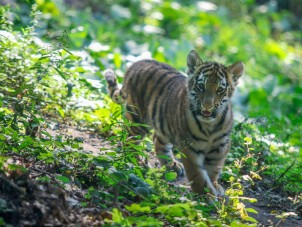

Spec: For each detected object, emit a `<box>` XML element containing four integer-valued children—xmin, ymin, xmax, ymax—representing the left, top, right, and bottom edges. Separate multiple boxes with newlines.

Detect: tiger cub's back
<box><xmin>122</xmin><ymin>60</ymin><xmax>187</xmax><ymax>130</ymax></box>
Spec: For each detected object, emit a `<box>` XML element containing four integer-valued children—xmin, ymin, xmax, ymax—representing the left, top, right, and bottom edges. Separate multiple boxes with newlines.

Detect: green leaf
<box><xmin>135</xmin><ymin>187</ymin><xmax>152</xmax><ymax>197</ymax></box>
<box><xmin>94</xmin><ymin>108</ymin><xmax>111</xmax><ymax>120</ymax></box>
<box><xmin>248</xmin><ymin>198</ymin><xmax>258</xmax><ymax>203</ymax></box>
<box><xmin>111</xmin><ymin>208</ymin><xmax>125</xmax><ymax>224</ymax></box>
<box><xmin>246</xmin><ymin>208</ymin><xmax>258</xmax><ymax>214</ymax></box>
<box><xmin>125</xmin><ymin>203</ymin><xmax>151</xmax><ymax>214</ymax></box>
<box><xmin>56</xmin><ymin>175</ymin><xmax>70</xmax><ymax>184</ymax></box>
<box><xmin>57</xmin><ymin>106</ymin><xmax>65</xmax><ymax>118</ymax></box>
<box><xmin>155</xmin><ymin>205</ymin><xmax>169</xmax><ymax>214</ymax></box>
<box><xmin>7</xmin><ymin>164</ymin><xmax>27</xmax><ymax>173</ymax></box>
<box><xmin>168</xmin><ymin>205</ymin><xmax>184</xmax><ymax>217</ymax></box>
<box><xmin>53</xmin><ymin>66</ymin><xmax>67</xmax><ymax>81</ymax></box>
<box><xmin>19</xmin><ymin>136</ymin><xmax>34</xmax><ymax>149</ymax></box>
<box><xmin>230</xmin><ymin>220</ymin><xmax>256</xmax><ymax>227</ymax></box>
<box><xmin>110</xmin><ymin>171</ymin><xmax>127</xmax><ymax>183</ymax></box>
<box><xmin>244</xmin><ymin>137</ymin><xmax>252</xmax><ymax>144</ymax></box>
<box><xmin>63</xmin><ymin>47</ymin><xmax>74</xmax><ymax>56</ymax></box>
<box><xmin>158</xmin><ymin>154</ymin><xmax>172</xmax><ymax>160</ymax></box>
<box><xmin>244</xmin><ymin>216</ymin><xmax>258</xmax><ymax>223</ymax></box>
<box><xmin>37</xmin><ymin>176</ymin><xmax>51</xmax><ymax>183</ymax></box>
<box><xmin>165</xmin><ymin>171</ymin><xmax>177</xmax><ymax>181</ymax></box>
<box><xmin>113</xmin><ymin>52</ymin><xmax>122</xmax><ymax>69</ymax></box>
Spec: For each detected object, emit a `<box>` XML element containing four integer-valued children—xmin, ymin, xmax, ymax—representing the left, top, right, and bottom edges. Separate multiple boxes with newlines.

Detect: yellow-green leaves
<box><xmin>244</xmin><ymin>137</ymin><xmax>252</xmax><ymax>145</ymax></box>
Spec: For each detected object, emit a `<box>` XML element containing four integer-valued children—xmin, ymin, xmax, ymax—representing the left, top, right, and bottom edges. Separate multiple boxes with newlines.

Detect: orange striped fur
<box><xmin>105</xmin><ymin>50</ymin><xmax>244</xmax><ymax>196</ymax></box>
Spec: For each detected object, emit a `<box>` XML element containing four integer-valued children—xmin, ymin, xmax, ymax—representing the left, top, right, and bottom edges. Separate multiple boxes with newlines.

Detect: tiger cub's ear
<box><xmin>227</xmin><ymin>62</ymin><xmax>245</xmax><ymax>86</ymax></box>
<box><xmin>187</xmin><ymin>50</ymin><xmax>203</xmax><ymax>77</ymax></box>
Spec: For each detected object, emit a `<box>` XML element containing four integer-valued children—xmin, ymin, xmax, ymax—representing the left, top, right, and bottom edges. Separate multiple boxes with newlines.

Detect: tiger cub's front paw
<box><xmin>214</xmin><ymin>182</ymin><xmax>225</xmax><ymax>197</ymax></box>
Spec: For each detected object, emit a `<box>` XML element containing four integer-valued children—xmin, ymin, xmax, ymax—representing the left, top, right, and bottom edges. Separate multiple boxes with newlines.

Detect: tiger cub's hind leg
<box><xmin>124</xmin><ymin>106</ymin><xmax>149</xmax><ymax>142</ymax></box>
<box><xmin>153</xmin><ymin>134</ymin><xmax>185</xmax><ymax>177</ymax></box>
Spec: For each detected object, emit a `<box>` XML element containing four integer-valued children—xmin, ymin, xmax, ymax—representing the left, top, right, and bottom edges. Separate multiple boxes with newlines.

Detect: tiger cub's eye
<box><xmin>197</xmin><ymin>83</ymin><xmax>205</xmax><ymax>91</ymax></box>
<box><xmin>217</xmin><ymin>87</ymin><xmax>224</xmax><ymax>93</ymax></box>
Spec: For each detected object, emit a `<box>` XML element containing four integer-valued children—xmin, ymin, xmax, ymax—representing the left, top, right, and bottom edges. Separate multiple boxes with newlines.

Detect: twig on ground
<box><xmin>273</xmin><ymin>160</ymin><xmax>296</xmax><ymax>187</ymax></box>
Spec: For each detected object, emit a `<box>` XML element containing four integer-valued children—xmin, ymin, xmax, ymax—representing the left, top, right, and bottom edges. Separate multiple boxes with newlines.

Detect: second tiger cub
<box><xmin>105</xmin><ymin>50</ymin><xmax>244</xmax><ymax>196</ymax></box>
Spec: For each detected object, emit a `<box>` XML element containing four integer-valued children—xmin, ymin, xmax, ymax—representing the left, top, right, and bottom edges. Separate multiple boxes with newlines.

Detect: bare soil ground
<box><xmin>1</xmin><ymin>123</ymin><xmax>301</xmax><ymax>226</ymax></box>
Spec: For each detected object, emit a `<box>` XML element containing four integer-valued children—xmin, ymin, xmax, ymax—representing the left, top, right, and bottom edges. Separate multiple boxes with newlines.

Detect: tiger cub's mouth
<box><xmin>201</xmin><ymin>110</ymin><xmax>212</xmax><ymax>117</ymax></box>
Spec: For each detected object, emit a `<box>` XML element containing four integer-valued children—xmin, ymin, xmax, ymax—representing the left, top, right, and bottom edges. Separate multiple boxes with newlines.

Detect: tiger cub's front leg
<box><xmin>182</xmin><ymin>149</ymin><xmax>227</xmax><ymax>196</ymax></box>
<box><xmin>153</xmin><ymin>135</ymin><xmax>184</xmax><ymax>177</ymax></box>
<box><xmin>204</xmin><ymin>157</ymin><xmax>226</xmax><ymax>196</ymax></box>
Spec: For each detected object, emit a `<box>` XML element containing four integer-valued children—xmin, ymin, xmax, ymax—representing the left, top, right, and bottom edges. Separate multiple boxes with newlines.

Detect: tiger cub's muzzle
<box><xmin>201</xmin><ymin>96</ymin><xmax>216</xmax><ymax>117</ymax></box>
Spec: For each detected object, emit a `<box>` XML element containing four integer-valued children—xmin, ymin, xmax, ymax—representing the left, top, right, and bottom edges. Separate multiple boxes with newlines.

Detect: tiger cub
<box><xmin>104</xmin><ymin>50</ymin><xmax>244</xmax><ymax>196</ymax></box>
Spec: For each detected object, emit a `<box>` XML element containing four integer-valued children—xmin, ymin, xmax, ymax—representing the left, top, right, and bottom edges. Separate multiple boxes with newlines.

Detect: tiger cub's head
<box><xmin>186</xmin><ymin>50</ymin><xmax>244</xmax><ymax>120</ymax></box>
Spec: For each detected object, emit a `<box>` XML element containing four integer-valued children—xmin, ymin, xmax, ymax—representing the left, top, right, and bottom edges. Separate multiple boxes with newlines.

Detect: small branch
<box><xmin>273</xmin><ymin>159</ymin><xmax>296</xmax><ymax>186</ymax></box>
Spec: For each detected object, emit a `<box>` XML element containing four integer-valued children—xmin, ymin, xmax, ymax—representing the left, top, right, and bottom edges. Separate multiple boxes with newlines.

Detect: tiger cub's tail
<box><xmin>104</xmin><ymin>69</ymin><xmax>123</xmax><ymax>104</ymax></box>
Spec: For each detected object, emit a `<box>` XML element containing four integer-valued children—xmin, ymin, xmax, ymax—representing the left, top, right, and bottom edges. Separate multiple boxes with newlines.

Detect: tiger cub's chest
<box><xmin>186</xmin><ymin>113</ymin><xmax>230</xmax><ymax>154</ymax></box>
<box><xmin>191</xmin><ymin>134</ymin><xmax>229</xmax><ymax>154</ymax></box>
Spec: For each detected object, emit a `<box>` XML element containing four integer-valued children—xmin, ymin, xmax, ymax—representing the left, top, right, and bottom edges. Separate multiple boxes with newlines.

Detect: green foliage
<box><xmin>228</xmin><ymin>121</ymin><xmax>302</xmax><ymax>193</ymax></box>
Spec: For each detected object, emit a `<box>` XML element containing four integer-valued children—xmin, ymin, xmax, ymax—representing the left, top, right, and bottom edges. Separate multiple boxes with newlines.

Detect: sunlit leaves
<box><xmin>264</xmin><ymin>39</ymin><xmax>287</xmax><ymax>60</ymax></box>
<box><xmin>126</xmin><ymin>203</ymin><xmax>151</xmax><ymax>214</ymax></box>
<box><xmin>113</xmin><ymin>52</ymin><xmax>122</xmax><ymax>69</ymax></box>
<box><xmin>243</xmin><ymin>137</ymin><xmax>252</xmax><ymax>145</ymax></box>
<box><xmin>36</xmin><ymin>0</ymin><xmax>60</xmax><ymax>16</ymax></box>
<box><xmin>164</xmin><ymin>171</ymin><xmax>177</xmax><ymax>181</ymax></box>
